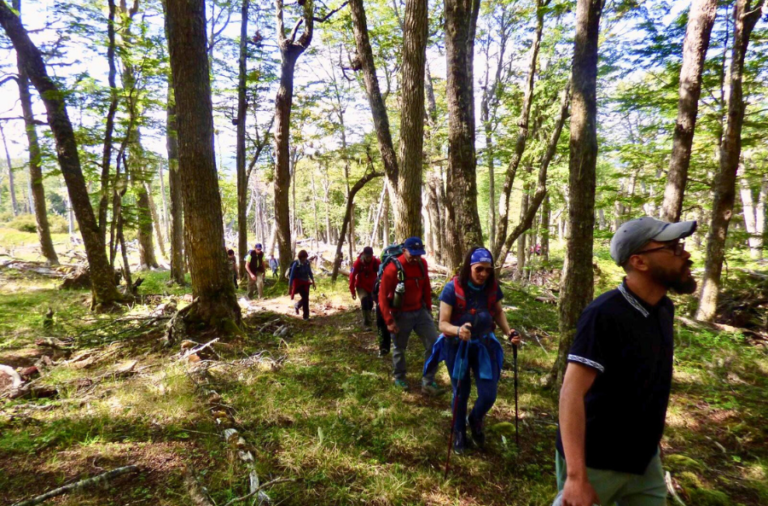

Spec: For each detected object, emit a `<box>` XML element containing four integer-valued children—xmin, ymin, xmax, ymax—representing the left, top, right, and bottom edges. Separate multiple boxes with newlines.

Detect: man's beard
<box><xmin>651</xmin><ymin>260</ymin><xmax>697</xmax><ymax>294</ymax></box>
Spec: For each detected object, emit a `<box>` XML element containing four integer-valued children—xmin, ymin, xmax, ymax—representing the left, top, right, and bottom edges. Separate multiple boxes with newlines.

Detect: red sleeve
<box><xmin>422</xmin><ymin>259</ymin><xmax>432</xmax><ymax>311</ymax></box>
<box><xmin>349</xmin><ymin>258</ymin><xmax>360</xmax><ymax>296</ymax></box>
<box><xmin>378</xmin><ymin>262</ymin><xmax>396</xmax><ymax>326</ymax></box>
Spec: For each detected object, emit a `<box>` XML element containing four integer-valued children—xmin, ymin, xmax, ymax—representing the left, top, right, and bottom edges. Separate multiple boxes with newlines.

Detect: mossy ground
<box><xmin>1</xmin><ymin>230</ymin><xmax>766</xmax><ymax>505</ymax></box>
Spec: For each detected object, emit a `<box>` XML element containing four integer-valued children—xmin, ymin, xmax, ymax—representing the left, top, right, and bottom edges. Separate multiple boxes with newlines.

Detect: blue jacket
<box><xmin>424</xmin><ymin>332</ymin><xmax>504</xmax><ymax>382</ymax></box>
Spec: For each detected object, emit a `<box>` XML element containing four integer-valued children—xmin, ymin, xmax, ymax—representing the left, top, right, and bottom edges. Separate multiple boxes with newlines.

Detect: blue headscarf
<box><xmin>470</xmin><ymin>247</ymin><xmax>493</xmax><ymax>266</ymax></box>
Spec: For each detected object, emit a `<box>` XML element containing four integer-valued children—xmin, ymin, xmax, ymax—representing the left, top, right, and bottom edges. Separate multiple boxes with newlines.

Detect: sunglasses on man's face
<box><xmin>472</xmin><ymin>266</ymin><xmax>494</xmax><ymax>274</ymax></box>
<box><xmin>636</xmin><ymin>241</ymin><xmax>686</xmax><ymax>257</ymax></box>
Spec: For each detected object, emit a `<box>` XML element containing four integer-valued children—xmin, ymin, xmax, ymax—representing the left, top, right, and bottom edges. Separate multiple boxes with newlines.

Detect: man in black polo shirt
<box><xmin>555</xmin><ymin>217</ymin><xmax>698</xmax><ymax>506</ymax></box>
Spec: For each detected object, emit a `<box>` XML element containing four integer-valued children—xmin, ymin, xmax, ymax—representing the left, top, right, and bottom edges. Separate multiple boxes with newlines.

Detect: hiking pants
<box><xmin>356</xmin><ymin>287</ymin><xmax>374</xmax><ymax>311</ymax></box>
<box><xmin>376</xmin><ymin>305</ymin><xmax>390</xmax><ymax>352</ymax></box>
<box><xmin>248</xmin><ymin>272</ymin><xmax>265</xmax><ymax>299</ymax></box>
<box><xmin>446</xmin><ymin>341</ymin><xmax>499</xmax><ymax>436</ymax></box>
<box><xmin>392</xmin><ymin>307</ymin><xmax>438</xmax><ymax>385</ymax></box>
<box><xmin>554</xmin><ymin>450</ymin><xmax>667</xmax><ymax>506</ymax></box>
<box><xmin>294</xmin><ymin>284</ymin><xmax>310</xmax><ymax>319</ymax></box>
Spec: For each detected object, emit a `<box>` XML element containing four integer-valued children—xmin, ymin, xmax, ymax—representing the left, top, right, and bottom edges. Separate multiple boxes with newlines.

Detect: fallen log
<box><xmin>11</xmin><ymin>465</ymin><xmax>139</xmax><ymax>506</ymax></box>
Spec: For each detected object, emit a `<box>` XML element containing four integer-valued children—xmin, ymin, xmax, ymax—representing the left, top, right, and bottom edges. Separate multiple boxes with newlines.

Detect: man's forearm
<box><xmin>559</xmin><ymin>383</ymin><xmax>589</xmax><ymax>479</ymax></box>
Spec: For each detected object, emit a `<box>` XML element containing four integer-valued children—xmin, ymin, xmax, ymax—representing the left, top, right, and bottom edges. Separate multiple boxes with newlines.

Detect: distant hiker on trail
<box><xmin>378</xmin><ymin>237</ymin><xmax>443</xmax><ymax>395</ymax></box>
<box><xmin>425</xmin><ymin>246</ymin><xmax>520</xmax><ymax>454</ymax></box>
<box><xmin>245</xmin><ymin>243</ymin><xmax>266</xmax><ymax>299</ymax></box>
<box><xmin>289</xmin><ymin>249</ymin><xmax>315</xmax><ymax>321</ymax></box>
<box><xmin>269</xmin><ymin>254</ymin><xmax>279</xmax><ymax>278</ymax></box>
<box><xmin>350</xmin><ymin>246</ymin><xmax>381</xmax><ymax>329</ymax></box>
<box><xmin>555</xmin><ymin>217</ymin><xmax>697</xmax><ymax>506</ymax></box>
<box><xmin>227</xmin><ymin>249</ymin><xmax>238</xmax><ymax>288</ymax></box>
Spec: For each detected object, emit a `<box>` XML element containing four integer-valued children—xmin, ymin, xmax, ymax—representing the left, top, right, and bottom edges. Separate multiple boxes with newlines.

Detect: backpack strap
<box><xmin>452</xmin><ymin>276</ymin><xmax>466</xmax><ymax>314</ymax></box>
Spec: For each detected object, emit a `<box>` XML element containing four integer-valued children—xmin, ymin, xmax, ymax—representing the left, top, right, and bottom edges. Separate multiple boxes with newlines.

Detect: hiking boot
<box><xmin>394</xmin><ymin>379</ymin><xmax>409</xmax><ymax>390</ymax></box>
<box><xmin>469</xmin><ymin>416</ymin><xmax>485</xmax><ymax>448</ymax></box>
<box><xmin>362</xmin><ymin>310</ymin><xmax>372</xmax><ymax>328</ymax></box>
<box><xmin>453</xmin><ymin>430</ymin><xmax>469</xmax><ymax>455</ymax></box>
<box><xmin>378</xmin><ymin>348</ymin><xmax>390</xmax><ymax>358</ymax></box>
<box><xmin>421</xmin><ymin>381</ymin><xmax>445</xmax><ymax>396</ymax></box>
<box><xmin>294</xmin><ymin>303</ymin><xmax>299</xmax><ymax>315</ymax></box>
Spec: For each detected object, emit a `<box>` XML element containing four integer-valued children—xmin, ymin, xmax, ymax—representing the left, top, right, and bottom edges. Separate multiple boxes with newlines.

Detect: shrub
<box><xmin>48</xmin><ymin>214</ymin><xmax>68</xmax><ymax>234</ymax></box>
<box><xmin>8</xmin><ymin>214</ymin><xmax>37</xmax><ymax>233</ymax></box>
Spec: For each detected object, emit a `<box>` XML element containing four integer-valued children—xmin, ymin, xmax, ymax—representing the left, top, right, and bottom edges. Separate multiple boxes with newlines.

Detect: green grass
<box><xmin>1</xmin><ymin>239</ymin><xmax>766</xmax><ymax>505</ymax></box>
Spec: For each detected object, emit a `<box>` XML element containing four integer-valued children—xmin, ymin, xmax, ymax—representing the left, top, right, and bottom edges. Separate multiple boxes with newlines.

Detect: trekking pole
<box><xmin>510</xmin><ymin>330</ymin><xmax>520</xmax><ymax>448</ymax></box>
<box><xmin>444</xmin><ymin>339</ymin><xmax>468</xmax><ymax>479</ymax></box>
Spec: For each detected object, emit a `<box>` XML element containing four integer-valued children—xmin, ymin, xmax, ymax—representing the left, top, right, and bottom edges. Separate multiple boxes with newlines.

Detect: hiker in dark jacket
<box><xmin>350</xmin><ymin>246</ymin><xmax>381</xmax><ymax>329</ymax></box>
<box><xmin>227</xmin><ymin>249</ymin><xmax>238</xmax><ymax>288</ymax></box>
<box><xmin>426</xmin><ymin>246</ymin><xmax>520</xmax><ymax>454</ymax></box>
<box><xmin>378</xmin><ymin>237</ymin><xmax>443</xmax><ymax>395</ymax></box>
<box><xmin>289</xmin><ymin>249</ymin><xmax>315</xmax><ymax>320</ymax></box>
<box><xmin>245</xmin><ymin>243</ymin><xmax>266</xmax><ymax>299</ymax></box>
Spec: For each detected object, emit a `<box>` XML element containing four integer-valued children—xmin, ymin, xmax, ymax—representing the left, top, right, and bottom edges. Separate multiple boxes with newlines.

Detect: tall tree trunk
<box><xmin>443</xmin><ymin>0</ymin><xmax>483</xmax><ymax>270</ymax></box>
<box><xmin>98</xmin><ymin>0</ymin><xmax>119</xmax><ymax>237</ymax></box>
<box><xmin>551</xmin><ymin>0</ymin><xmax>603</xmax><ymax>388</ymax></box>
<box><xmin>273</xmin><ymin>0</ymin><xmax>313</xmax><ymax>276</ymax></box>
<box><xmin>165</xmin><ymin>0</ymin><xmax>241</xmax><ymax>327</ymax></box>
<box><xmin>395</xmin><ymin>0</ymin><xmax>428</xmax><ymax>240</ymax></box>
<box><xmin>0</xmin><ymin>123</ymin><xmax>18</xmax><ymax>216</ymax></box>
<box><xmin>14</xmin><ymin>0</ymin><xmax>56</xmax><ymax>264</ymax></box>
<box><xmin>382</xmin><ymin>181</ymin><xmax>390</xmax><ymax>246</ymax></box>
<box><xmin>159</xmin><ymin>164</ymin><xmax>169</xmax><ymax>238</ymax></box>
<box><xmin>494</xmin><ymin>0</ymin><xmax>546</xmax><ymax>263</ymax></box>
<box><xmin>696</xmin><ymin>0</ymin><xmax>765</xmax><ymax>322</ymax></box>
<box><xmin>661</xmin><ymin>0</ymin><xmax>718</xmax><ymax>222</ymax></box>
<box><xmin>16</xmin><ymin>16</ymin><xmax>58</xmax><ymax>264</ymax></box>
<box><xmin>236</xmin><ymin>0</ymin><xmax>249</xmax><ymax>282</ymax></box>
<box><xmin>1</xmin><ymin>1</ymin><xmax>125</xmax><ymax>309</ymax></box>
<box><xmin>349</xmin><ymin>0</ymin><xmax>424</xmax><ymax>240</ymax></box>
<box><xmin>331</xmin><ymin>171</ymin><xmax>383</xmax><ymax>281</ymax></box>
<box><xmin>167</xmin><ymin>79</ymin><xmax>185</xmax><ymax>285</ymax></box>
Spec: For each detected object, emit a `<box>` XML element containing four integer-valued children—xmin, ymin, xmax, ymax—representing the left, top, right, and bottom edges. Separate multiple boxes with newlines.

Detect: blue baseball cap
<box><xmin>403</xmin><ymin>237</ymin><xmax>426</xmax><ymax>256</ymax></box>
<box><xmin>255</xmin><ymin>243</ymin><xmax>262</xmax><ymax>249</ymax></box>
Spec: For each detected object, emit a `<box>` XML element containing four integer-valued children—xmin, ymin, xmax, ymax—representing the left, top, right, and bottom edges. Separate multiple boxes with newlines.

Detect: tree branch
<box><xmin>314</xmin><ymin>1</ymin><xmax>348</xmax><ymax>22</ymax></box>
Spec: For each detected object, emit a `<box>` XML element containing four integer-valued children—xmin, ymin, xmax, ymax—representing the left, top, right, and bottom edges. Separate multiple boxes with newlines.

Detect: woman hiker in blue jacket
<box><xmin>288</xmin><ymin>249</ymin><xmax>315</xmax><ymax>320</ymax></box>
<box><xmin>426</xmin><ymin>246</ymin><xmax>521</xmax><ymax>454</ymax></box>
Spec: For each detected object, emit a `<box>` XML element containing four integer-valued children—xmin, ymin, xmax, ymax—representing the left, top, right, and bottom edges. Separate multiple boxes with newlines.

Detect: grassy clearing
<box><xmin>0</xmin><ymin>241</ymin><xmax>766</xmax><ymax>505</ymax></box>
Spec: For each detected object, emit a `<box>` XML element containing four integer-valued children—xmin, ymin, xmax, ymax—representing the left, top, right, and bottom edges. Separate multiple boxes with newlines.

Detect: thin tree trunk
<box><xmin>165</xmin><ymin>0</ymin><xmax>241</xmax><ymax>327</ymax></box>
<box><xmin>98</xmin><ymin>0</ymin><xmax>119</xmax><ymax>237</ymax></box>
<box><xmin>13</xmin><ymin>0</ymin><xmax>57</xmax><ymax>264</ymax></box>
<box><xmin>159</xmin><ymin>164</ymin><xmax>169</xmax><ymax>238</ymax></box>
<box><xmin>0</xmin><ymin>122</ymin><xmax>18</xmax><ymax>216</ymax></box>
<box><xmin>551</xmin><ymin>0</ymin><xmax>603</xmax><ymax>388</ymax></box>
<box><xmin>0</xmin><ymin>1</ymin><xmax>124</xmax><ymax>309</ymax></box>
<box><xmin>236</xmin><ymin>0</ymin><xmax>249</xmax><ymax>282</ymax></box>
<box><xmin>739</xmin><ymin>171</ymin><xmax>762</xmax><ymax>259</ymax></box>
<box><xmin>331</xmin><ymin>171</ymin><xmax>383</xmax><ymax>281</ymax></box>
<box><xmin>146</xmin><ymin>181</ymin><xmax>166</xmax><ymax>258</ymax></box>
<box><xmin>311</xmin><ymin>168</ymin><xmax>320</xmax><ymax>251</ymax></box>
<box><xmin>370</xmin><ymin>183</ymin><xmax>386</xmax><ymax>247</ymax></box>
<box><xmin>382</xmin><ymin>181</ymin><xmax>390</xmax><ymax>246</ymax></box>
<box><xmin>541</xmin><ymin>194</ymin><xmax>550</xmax><ymax>262</ymax></box>
<box><xmin>696</xmin><ymin>0</ymin><xmax>765</xmax><ymax>322</ymax></box>
<box><xmin>167</xmin><ymin>78</ymin><xmax>185</xmax><ymax>285</ymax></box>
<box><xmin>497</xmin><ymin>81</ymin><xmax>571</xmax><ymax>267</ymax></box>
<box><xmin>661</xmin><ymin>0</ymin><xmax>718</xmax><ymax>222</ymax></box>
<box><xmin>494</xmin><ymin>0</ymin><xmax>546</xmax><ymax>262</ymax></box>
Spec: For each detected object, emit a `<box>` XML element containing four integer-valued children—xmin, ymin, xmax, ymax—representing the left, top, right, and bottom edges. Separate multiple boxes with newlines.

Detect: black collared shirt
<box><xmin>556</xmin><ymin>280</ymin><xmax>674</xmax><ymax>475</ymax></box>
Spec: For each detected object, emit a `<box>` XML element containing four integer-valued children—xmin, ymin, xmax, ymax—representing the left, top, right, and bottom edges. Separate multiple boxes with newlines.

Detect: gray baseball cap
<box><xmin>610</xmin><ymin>217</ymin><xmax>697</xmax><ymax>265</ymax></box>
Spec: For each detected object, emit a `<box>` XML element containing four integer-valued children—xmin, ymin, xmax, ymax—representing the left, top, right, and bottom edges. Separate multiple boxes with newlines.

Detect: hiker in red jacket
<box><xmin>378</xmin><ymin>237</ymin><xmax>443</xmax><ymax>395</ymax></box>
<box><xmin>350</xmin><ymin>246</ymin><xmax>380</xmax><ymax>329</ymax></box>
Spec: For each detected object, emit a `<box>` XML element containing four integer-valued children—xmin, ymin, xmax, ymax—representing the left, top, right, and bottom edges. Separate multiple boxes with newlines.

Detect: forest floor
<box><xmin>1</xmin><ymin>230</ymin><xmax>767</xmax><ymax>505</ymax></box>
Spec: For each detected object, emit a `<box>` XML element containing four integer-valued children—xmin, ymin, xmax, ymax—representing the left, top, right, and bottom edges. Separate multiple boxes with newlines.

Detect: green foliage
<box><xmin>7</xmin><ymin>214</ymin><xmax>37</xmax><ymax>233</ymax></box>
